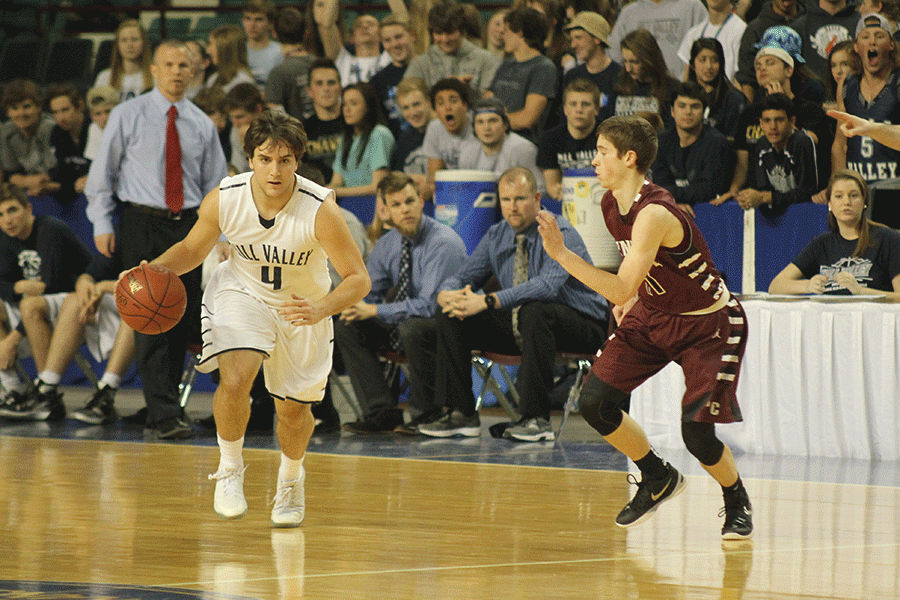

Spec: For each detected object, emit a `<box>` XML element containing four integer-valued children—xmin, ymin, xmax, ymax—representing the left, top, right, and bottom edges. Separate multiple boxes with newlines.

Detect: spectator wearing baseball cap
<box><xmin>458</xmin><ymin>98</ymin><xmax>546</xmax><ymax>195</ymax></box>
<box><xmin>735</xmin><ymin>0</ymin><xmax>804</xmax><ymax>102</ymax></box>
<box><xmin>831</xmin><ymin>11</ymin><xmax>900</xmax><ymax>227</ymax></box>
<box><xmin>562</xmin><ymin>12</ymin><xmax>622</xmax><ymax>110</ymax></box>
<box><xmin>857</xmin><ymin>0</ymin><xmax>900</xmax><ymax>43</ymax></box>
<box><xmin>719</xmin><ymin>25</ymin><xmax>832</xmax><ymax>206</ymax></box>
<box><xmin>788</xmin><ymin>0</ymin><xmax>859</xmax><ymax>81</ymax></box>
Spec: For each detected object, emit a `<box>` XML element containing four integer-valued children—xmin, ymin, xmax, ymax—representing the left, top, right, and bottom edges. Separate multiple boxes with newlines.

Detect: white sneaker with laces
<box><xmin>209</xmin><ymin>465</ymin><xmax>248</xmax><ymax>519</ymax></box>
<box><xmin>271</xmin><ymin>466</ymin><xmax>305</xmax><ymax>528</ymax></box>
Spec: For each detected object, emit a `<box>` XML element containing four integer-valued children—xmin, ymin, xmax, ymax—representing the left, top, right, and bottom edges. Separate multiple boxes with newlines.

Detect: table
<box><xmin>630</xmin><ymin>298</ymin><xmax>900</xmax><ymax>460</ymax></box>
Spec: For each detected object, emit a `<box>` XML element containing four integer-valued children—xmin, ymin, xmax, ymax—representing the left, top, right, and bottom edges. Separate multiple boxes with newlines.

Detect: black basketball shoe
<box><xmin>0</xmin><ymin>386</ymin><xmax>65</xmax><ymax>421</ymax></box>
<box><xmin>616</xmin><ymin>463</ymin><xmax>686</xmax><ymax>527</ymax></box>
<box><xmin>721</xmin><ymin>486</ymin><xmax>754</xmax><ymax>540</ymax></box>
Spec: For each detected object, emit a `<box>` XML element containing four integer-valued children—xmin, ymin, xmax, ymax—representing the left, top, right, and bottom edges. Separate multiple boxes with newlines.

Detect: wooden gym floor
<box><xmin>0</xmin><ymin>385</ymin><xmax>898</xmax><ymax>600</ymax></box>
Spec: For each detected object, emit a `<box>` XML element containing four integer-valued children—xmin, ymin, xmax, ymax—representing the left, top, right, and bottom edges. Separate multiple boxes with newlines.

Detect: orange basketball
<box><xmin>115</xmin><ymin>264</ymin><xmax>187</xmax><ymax>334</ymax></box>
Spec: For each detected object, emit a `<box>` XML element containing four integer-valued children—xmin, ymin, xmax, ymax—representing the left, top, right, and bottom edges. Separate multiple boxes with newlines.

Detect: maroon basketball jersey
<box><xmin>602</xmin><ymin>182</ymin><xmax>726</xmax><ymax>314</ymax></box>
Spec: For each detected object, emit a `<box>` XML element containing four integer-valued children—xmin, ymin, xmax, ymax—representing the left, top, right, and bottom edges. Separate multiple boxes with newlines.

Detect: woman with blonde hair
<box><xmin>769</xmin><ymin>169</ymin><xmax>900</xmax><ymax>299</ymax></box>
<box><xmin>93</xmin><ymin>19</ymin><xmax>153</xmax><ymax>101</ymax></box>
<box><xmin>206</xmin><ymin>24</ymin><xmax>256</xmax><ymax>93</ymax></box>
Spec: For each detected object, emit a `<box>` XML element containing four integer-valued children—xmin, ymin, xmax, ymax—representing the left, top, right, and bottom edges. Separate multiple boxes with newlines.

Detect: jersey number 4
<box><xmin>261</xmin><ymin>266</ymin><xmax>282</xmax><ymax>290</ymax></box>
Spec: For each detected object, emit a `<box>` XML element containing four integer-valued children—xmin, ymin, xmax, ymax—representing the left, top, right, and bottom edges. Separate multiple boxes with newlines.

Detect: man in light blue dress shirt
<box><xmin>335</xmin><ymin>172</ymin><xmax>466</xmax><ymax>434</ymax></box>
<box><xmin>417</xmin><ymin>167</ymin><xmax>610</xmax><ymax>442</ymax></box>
<box><xmin>85</xmin><ymin>39</ymin><xmax>228</xmax><ymax>439</ymax></box>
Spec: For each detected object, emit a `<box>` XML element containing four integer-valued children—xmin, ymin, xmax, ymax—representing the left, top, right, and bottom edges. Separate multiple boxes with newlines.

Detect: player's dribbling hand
<box><xmin>118</xmin><ymin>260</ymin><xmax>148</xmax><ymax>282</ymax></box>
<box><xmin>279</xmin><ymin>294</ymin><xmax>328</xmax><ymax>326</ymax></box>
<box><xmin>536</xmin><ymin>210</ymin><xmax>565</xmax><ymax>260</ymax></box>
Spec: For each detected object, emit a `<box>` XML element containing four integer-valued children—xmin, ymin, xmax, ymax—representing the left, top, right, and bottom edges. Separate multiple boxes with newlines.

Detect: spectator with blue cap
<box><xmin>714</xmin><ymin>25</ymin><xmax>832</xmax><ymax>206</ymax></box>
<box><xmin>736</xmin><ymin>0</ymin><xmax>804</xmax><ymax>102</ymax></box>
<box><xmin>788</xmin><ymin>0</ymin><xmax>859</xmax><ymax>81</ymax></box>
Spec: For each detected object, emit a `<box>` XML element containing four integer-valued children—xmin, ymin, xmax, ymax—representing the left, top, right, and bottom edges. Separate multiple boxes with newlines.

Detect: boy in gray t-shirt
<box><xmin>421</xmin><ymin>78</ymin><xmax>476</xmax><ymax>199</ymax></box>
<box><xmin>486</xmin><ymin>7</ymin><xmax>559</xmax><ymax>143</ymax></box>
<box><xmin>458</xmin><ymin>98</ymin><xmax>546</xmax><ymax>195</ymax></box>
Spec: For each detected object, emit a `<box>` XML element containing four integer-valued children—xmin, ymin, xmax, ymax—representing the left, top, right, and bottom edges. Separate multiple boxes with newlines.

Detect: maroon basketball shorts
<box><xmin>593</xmin><ymin>296</ymin><xmax>747</xmax><ymax>423</ymax></box>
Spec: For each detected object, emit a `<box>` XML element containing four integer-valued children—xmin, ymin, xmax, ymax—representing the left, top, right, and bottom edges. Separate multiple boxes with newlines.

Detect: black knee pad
<box><xmin>681</xmin><ymin>421</ymin><xmax>725</xmax><ymax>466</ymax></box>
<box><xmin>580</xmin><ymin>375</ymin><xmax>628</xmax><ymax>436</ymax></box>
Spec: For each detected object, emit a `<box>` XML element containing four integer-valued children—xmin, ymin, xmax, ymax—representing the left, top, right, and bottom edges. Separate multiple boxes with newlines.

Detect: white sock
<box><xmin>217</xmin><ymin>434</ymin><xmax>244</xmax><ymax>470</ymax></box>
<box><xmin>37</xmin><ymin>371</ymin><xmax>61</xmax><ymax>387</ymax></box>
<box><xmin>0</xmin><ymin>369</ymin><xmax>25</xmax><ymax>393</ymax></box>
<box><xmin>278</xmin><ymin>453</ymin><xmax>303</xmax><ymax>483</ymax></box>
<box><xmin>99</xmin><ymin>373</ymin><xmax>121</xmax><ymax>389</ymax></box>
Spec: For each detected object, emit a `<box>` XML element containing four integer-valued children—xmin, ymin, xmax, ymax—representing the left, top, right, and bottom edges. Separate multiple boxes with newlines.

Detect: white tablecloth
<box><xmin>630</xmin><ymin>299</ymin><xmax>900</xmax><ymax>460</ymax></box>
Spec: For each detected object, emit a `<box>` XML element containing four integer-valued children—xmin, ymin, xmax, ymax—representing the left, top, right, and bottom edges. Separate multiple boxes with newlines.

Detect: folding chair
<box><xmin>471</xmin><ymin>351</ymin><xmax>520</xmax><ymax>421</ymax></box>
<box><xmin>555</xmin><ymin>353</ymin><xmax>595</xmax><ymax>439</ymax></box>
<box><xmin>178</xmin><ymin>342</ymin><xmax>202</xmax><ymax>408</ymax></box>
<box><xmin>471</xmin><ymin>351</ymin><xmax>596</xmax><ymax>439</ymax></box>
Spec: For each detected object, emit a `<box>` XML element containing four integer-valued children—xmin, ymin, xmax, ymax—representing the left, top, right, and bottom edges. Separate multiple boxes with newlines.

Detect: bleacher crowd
<box><xmin>0</xmin><ymin>0</ymin><xmax>899</xmax><ymax>442</ymax></box>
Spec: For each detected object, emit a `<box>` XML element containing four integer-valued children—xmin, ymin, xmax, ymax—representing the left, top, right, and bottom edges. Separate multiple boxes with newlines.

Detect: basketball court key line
<box><xmin>165</xmin><ymin>541</ymin><xmax>900</xmax><ymax>587</ymax></box>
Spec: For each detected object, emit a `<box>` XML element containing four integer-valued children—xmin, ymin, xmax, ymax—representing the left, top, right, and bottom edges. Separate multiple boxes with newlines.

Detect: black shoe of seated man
<box><xmin>152</xmin><ymin>416</ymin><xmax>194</xmax><ymax>440</ymax></box>
<box><xmin>196</xmin><ymin>414</ymin><xmax>216</xmax><ymax>430</ymax></box>
<box><xmin>71</xmin><ymin>386</ymin><xmax>118</xmax><ymax>425</ymax></box>
<box><xmin>313</xmin><ymin>419</ymin><xmax>341</xmax><ymax>434</ymax></box>
<box><xmin>0</xmin><ymin>386</ymin><xmax>65</xmax><ymax>421</ymax></box>
<box><xmin>122</xmin><ymin>406</ymin><xmax>148</xmax><ymax>426</ymax></box>
<box><xmin>343</xmin><ymin>407</ymin><xmax>404</xmax><ymax>434</ymax></box>
<box><xmin>394</xmin><ymin>410</ymin><xmax>442</xmax><ymax>435</ymax></box>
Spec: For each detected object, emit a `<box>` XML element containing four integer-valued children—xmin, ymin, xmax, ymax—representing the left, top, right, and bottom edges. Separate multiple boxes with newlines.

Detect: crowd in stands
<box><xmin>0</xmin><ymin>0</ymin><xmax>900</xmax><ymax>440</ymax></box>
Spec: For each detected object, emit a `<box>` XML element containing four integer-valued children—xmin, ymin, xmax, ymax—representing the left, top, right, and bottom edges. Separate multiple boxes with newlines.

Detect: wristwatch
<box><xmin>484</xmin><ymin>293</ymin><xmax>498</xmax><ymax>310</ymax></box>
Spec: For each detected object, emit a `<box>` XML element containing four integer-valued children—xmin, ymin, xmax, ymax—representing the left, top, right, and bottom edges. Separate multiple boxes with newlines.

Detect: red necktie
<box><xmin>165</xmin><ymin>105</ymin><xmax>184</xmax><ymax>214</ymax></box>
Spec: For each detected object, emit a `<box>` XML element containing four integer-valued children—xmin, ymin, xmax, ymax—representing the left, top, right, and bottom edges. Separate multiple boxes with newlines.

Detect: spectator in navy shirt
<box><xmin>370</xmin><ymin>16</ymin><xmax>418</xmax><ymax>139</ymax></box>
<box><xmin>46</xmin><ymin>84</ymin><xmax>91</xmax><ymax>204</ymax></box>
<box><xmin>563</xmin><ymin>11</ymin><xmax>621</xmax><ymax>112</ymax></box>
<box><xmin>538</xmin><ymin>78</ymin><xmax>602</xmax><ymax>200</ymax></box>
<box><xmin>651</xmin><ymin>81</ymin><xmax>732</xmax><ymax>215</ymax></box>
<box><xmin>736</xmin><ymin>92</ymin><xmax>818</xmax><ymax>213</ymax></box>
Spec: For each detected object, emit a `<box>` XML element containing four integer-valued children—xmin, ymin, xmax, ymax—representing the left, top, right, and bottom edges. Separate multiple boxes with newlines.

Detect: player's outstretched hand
<box><xmin>827</xmin><ymin>110</ymin><xmax>876</xmax><ymax>138</ymax></box>
<box><xmin>118</xmin><ymin>260</ymin><xmax>148</xmax><ymax>282</ymax></box>
<box><xmin>537</xmin><ymin>210</ymin><xmax>565</xmax><ymax>260</ymax></box>
<box><xmin>279</xmin><ymin>294</ymin><xmax>329</xmax><ymax>326</ymax></box>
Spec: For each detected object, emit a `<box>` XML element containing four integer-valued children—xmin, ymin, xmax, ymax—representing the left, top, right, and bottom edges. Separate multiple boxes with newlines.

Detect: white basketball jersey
<box><xmin>217</xmin><ymin>171</ymin><xmax>332</xmax><ymax>308</ymax></box>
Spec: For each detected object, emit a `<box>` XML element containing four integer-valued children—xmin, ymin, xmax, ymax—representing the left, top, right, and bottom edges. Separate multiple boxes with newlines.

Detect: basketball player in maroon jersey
<box><xmin>536</xmin><ymin>115</ymin><xmax>753</xmax><ymax>540</ymax></box>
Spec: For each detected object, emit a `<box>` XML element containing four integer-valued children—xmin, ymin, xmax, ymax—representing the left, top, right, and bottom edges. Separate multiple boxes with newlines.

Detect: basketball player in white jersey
<box><xmin>142</xmin><ymin>109</ymin><xmax>370</xmax><ymax>526</ymax></box>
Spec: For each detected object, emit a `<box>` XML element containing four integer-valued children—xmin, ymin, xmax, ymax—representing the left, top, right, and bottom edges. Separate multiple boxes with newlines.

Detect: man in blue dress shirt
<box><xmin>335</xmin><ymin>172</ymin><xmax>467</xmax><ymax>434</ymax></box>
<box><xmin>418</xmin><ymin>167</ymin><xmax>610</xmax><ymax>442</ymax></box>
<box><xmin>85</xmin><ymin>39</ymin><xmax>228</xmax><ymax>439</ymax></box>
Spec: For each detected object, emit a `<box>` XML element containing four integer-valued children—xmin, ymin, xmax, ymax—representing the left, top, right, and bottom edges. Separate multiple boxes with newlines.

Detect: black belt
<box><xmin>125</xmin><ymin>202</ymin><xmax>197</xmax><ymax>221</ymax></box>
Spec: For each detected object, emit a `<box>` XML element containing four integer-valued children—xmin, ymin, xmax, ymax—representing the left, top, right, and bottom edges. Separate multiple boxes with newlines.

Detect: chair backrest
<box><xmin>41</xmin><ymin>37</ymin><xmax>94</xmax><ymax>88</ymax></box>
<box><xmin>0</xmin><ymin>37</ymin><xmax>46</xmax><ymax>84</ymax></box>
